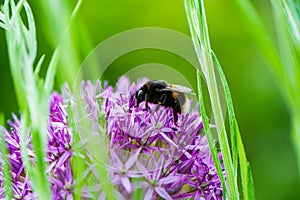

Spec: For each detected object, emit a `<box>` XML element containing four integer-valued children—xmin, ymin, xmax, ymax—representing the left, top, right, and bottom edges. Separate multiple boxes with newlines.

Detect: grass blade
<box><xmin>2</xmin><ymin>0</ymin><xmax>51</xmax><ymax>198</ymax></box>
<box><xmin>271</xmin><ymin>1</ymin><xmax>300</xmax><ymax>176</ymax></box>
<box><xmin>0</xmin><ymin>114</ymin><xmax>13</xmax><ymax>199</ymax></box>
<box><xmin>212</xmin><ymin>51</ymin><xmax>255</xmax><ymax>199</ymax></box>
<box><xmin>36</xmin><ymin>0</ymin><xmax>83</xmax><ymax>85</ymax></box>
<box><xmin>247</xmin><ymin>162</ymin><xmax>255</xmax><ymax>199</ymax></box>
<box><xmin>232</xmin><ymin>0</ymin><xmax>286</xmax><ymax>88</ymax></box>
<box><xmin>34</xmin><ymin>54</ymin><xmax>45</xmax><ymax>76</ymax></box>
<box><xmin>233</xmin><ymin>0</ymin><xmax>300</xmax><ymax>177</ymax></box>
<box><xmin>44</xmin><ymin>47</ymin><xmax>59</xmax><ymax>94</ymax></box>
<box><xmin>184</xmin><ymin>0</ymin><xmax>239</xmax><ymax>198</ymax></box>
<box><xmin>0</xmin><ymin>11</ymin><xmax>7</xmax><ymax>29</ymax></box>
<box><xmin>271</xmin><ymin>0</ymin><xmax>298</xmax><ymax>97</ymax></box>
<box><xmin>282</xmin><ymin>0</ymin><xmax>300</xmax><ymax>52</ymax></box>
<box><xmin>0</xmin><ymin>136</ymin><xmax>13</xmax><ymax>199</ymax></box>
<box><xmin>196</xmin><ymin>70</ymin><xmax>227</xmax><ymax>199</ymax></box>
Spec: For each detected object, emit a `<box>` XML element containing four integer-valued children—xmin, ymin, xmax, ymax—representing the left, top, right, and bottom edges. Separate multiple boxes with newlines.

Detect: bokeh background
<box><xmin>0</xmin><ymin>0</ymin><xmax>299</xmax><ymax>199</ymax></box>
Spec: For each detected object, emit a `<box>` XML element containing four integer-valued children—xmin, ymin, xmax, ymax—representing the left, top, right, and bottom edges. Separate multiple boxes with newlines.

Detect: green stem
<box><xmin>31</xmin><ymin>127</ymin><xmax>50</xmax><ymax>198</ymax></box>
<box><xmin>184</xmin><ymin>0</ymin><xmax>239</xmax><ymax>198</ymax></box>
<box><xmin>212</xmin><ymin>51</ymin><xmax>255</xmax><ymax>199</ymax></box>
<box><xmin>291</xmin><ymin>112</ymin><xmax>300</xmax><ymax>176</ymax></box>
<box><xmin>205</xmin><ymin>56</ymin><xmax>239</xmax><ymax>199</ymax></box>
<box><xmin>196</xmin><ymin>70</ymin><xmax>227</xmax><ymax>199</ymax></box>
<box><xmin>1</xmin><ymin>132</ymin><xmax>13</xmax><ymax>199</ymax></box>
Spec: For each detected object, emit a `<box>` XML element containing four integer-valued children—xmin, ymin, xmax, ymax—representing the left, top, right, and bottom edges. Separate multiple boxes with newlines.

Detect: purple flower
<box><xmin>0</xmin><ymin>76</ymin><xmax>224</xmax><ymax>199</ymax></box>
<box><xmin>0</xmin><ymin>92</ymin><xmax>73</xmax><ymax>199</ymax></box>
<box><xmin>77</xmin><ymin>76</ymin><xmax>224</xmax><ymax>199</ymax></box>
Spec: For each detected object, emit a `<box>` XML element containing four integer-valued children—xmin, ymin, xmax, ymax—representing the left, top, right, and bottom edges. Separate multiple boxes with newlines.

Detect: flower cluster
<box><xmin>0</xmin><ymin>92</ymin><xmax>73</xmax><ymax>199</ymax></box>
<box><xmin>0</xmin><ymin>76</ymin><xmax>224</xmax><ymax>199</ymax></box>
<box><xmin>78</xmin><ymin>76</ymin><xmax>224</xmax><ymax>199</ymax></box>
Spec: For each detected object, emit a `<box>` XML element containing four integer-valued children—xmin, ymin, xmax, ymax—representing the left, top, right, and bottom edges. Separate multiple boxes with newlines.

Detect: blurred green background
<box><xmin>0</xmin><ymin>0</ymin><xmax>299</xmax><ymax>199</ymax></box>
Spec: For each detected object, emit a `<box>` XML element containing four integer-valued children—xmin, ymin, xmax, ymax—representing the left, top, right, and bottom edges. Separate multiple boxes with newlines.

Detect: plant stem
<box><xmin>291</xmin><ymin>111</ymin><xmax>300</xmax><ymax>176</ymax></box>
<box><xmin>184</xmin><ymin>0</ymin><xmax>239</xmax><ymax>198</ymax></box>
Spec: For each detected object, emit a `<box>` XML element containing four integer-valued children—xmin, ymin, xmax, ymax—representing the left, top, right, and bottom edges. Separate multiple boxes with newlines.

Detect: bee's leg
<box><xmin>160</xmin><ymin>93</ymin><xmax>178</xmax><ymax>124</ymax></box>
<box><xmin>144</xmin><ymin>101</ymin><xmax>150</xmax><ymax>110</ymax></box>
<box><xmin>153</xmin><ymin>104</ymin><xmax>161</xmax><ymax>113</ymax></box>
<box><xmin>173</xmin><ymin>111</ymin><xmax>178</xmax><ymax>126</ymax></box>
<box><xmin>173</xmin><ymin>100</ymin><xmax>181</xmax><ymax>126</ymax></box>
<box><xmin>160</xmin><ymin>93</ymin><xmax>168</xmax><ymax>104</ymax></box>
<box><xmin>142</xmin><ymin>94</ymin><xmax>150</xmax><ymax>111</ymax></box>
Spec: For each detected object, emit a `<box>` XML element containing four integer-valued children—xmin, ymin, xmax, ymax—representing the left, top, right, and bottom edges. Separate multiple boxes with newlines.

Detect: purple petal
<box><xmin>125</xmin><ymin>148</ymin><xmax>141</xmax><ymax>170</ymax></box>
<box><xmin>55</xmin><ymin>151</ymin><xmax>71</xmax><ymax>170</ymax></box>
<box><xmin>136</xmin><ymin>161</ymin><xmax>151</xmax><ymax>181</ymax></box>
<box><xmin>121</xmin><ymin>176</ymin><xmax>132</xmax><ymax>193</ymax></box>
<box><xmin>116</xmin><ymin>76</ymin><xmax>131</xmax><ymax>94</ymax></box>
<box><xmin>159</xmin><ymin>132</ymin><xmax>178</xmax><ymax>148</ymax></box>
<box><xmin>159</xmin><ymin>175</ymin><xmax>180</xmax><ymax>185</ymax></box>
<box><xmin>110</xmin><ymin>149</ymin><xmax>123</xmax><ymax>168</ymax></box>
<box><xmin>144</xmin><ymin>188</ymin><xmax>154</xmax><ymax>200</ymax></box>
<box><xmin>155</xmin><ymin>187</ymin><xmax>172</xmax><ymax>200</ymax></box>
<box><xmin>153</xmin><ymin>155</ymin><xmax>164</xmax><ymax>181</ymax></box>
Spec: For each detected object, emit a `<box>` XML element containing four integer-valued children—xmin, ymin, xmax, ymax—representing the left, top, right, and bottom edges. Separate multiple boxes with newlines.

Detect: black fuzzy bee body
<box><xmin>135</xmin><ymin>80</ymin><xmax>192</xmax><ymax>125</ymax></box>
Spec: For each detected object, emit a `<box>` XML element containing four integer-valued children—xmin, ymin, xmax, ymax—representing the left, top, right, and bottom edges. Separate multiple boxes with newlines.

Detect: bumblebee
<box><xmin>135</xmin><ymin>80</ymin><xmax>193</xmax><ymax>125</ymax></box>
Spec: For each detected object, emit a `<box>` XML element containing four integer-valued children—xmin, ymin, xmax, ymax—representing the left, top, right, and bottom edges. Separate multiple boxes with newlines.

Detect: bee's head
<box><xmin>135</xmin><ymin>88</ymin><xmax>145</xmax><ymax>107</ymax></box>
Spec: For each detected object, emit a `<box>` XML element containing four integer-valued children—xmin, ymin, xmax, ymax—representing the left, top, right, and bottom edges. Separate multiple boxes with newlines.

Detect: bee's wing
<box><xmin>159</xmin><ymin>84</ymin><xmax>195</xmax><ymax>95</ymax></box>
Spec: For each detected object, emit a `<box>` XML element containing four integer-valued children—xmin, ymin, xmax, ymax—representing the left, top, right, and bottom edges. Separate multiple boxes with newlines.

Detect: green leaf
<box><xmin>0</xmin><ymin>113</ymin><xmax>13</xmax><ymax>199</ymax></box>
<box><xmin>0</xmin><ymin>11</ymin><xmax>7</xmax><ymax>29</ymax></box>
<box><xmin>247</xmin><ymin>163</ymin><xmax>255</xmax><ymax>199</ymax></box>
<box><xmin>282</xmin><ymin>0</ymin><xmax>300</xmax><ymax>52</ymax></box>
<box><xmin>233</xmin><ymin>0</ymin><xmax>285</xmax><ymax>86</ymax></box>
<box><xmin>44</xmin><ymin>47</ymin><xmax>59</xmax><ymax>94</ymax></box>
<box><xmin>34</xmin><ymin>54</ymin><xmax>45</xmax><ymax>76</ymax></box>
<box><xmin>212</xmin><ymin>51</ymin><xmax>255</xmax><ymax>199</ymax></box>
<box><xmin>3</xmin><ymin>0</ymin><xmax>51</xmax><ymax>198</ymax></box>
<box><xmin>196</xmin><ymin>70</ymin><xmax>227</xmax><ymax>199</ymax></box>
<box><xmin>0</xmin><ymin>113</ymin><xmax>4</xmax><ymax>125</ymax></box>
<box><xmin>23</xmin><ymin>1</ymin><xmax>36</xmax><ymax>61</ymax></box>
<box><xmin>233</xmin><ymin>0</ymin><xmax>300</xmax><ymax>178</ymax></box>
<box><xmin>184</xmin><ymin>0</ymin><xmax>240</xmax><ymax>198</ymax></box>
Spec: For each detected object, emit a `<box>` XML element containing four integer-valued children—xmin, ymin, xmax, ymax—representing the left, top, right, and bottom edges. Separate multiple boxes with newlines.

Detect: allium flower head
<box><xmin>0</xmin><ymin>92</ymin><xmax>73</xmax><ymax>200</ymax></box>
<box><xmin>1</xmin><ymin>76</ymin><xmax>224</xmax><ymax>200</ymax></box>
<box><xmin>77</xmin><ymin>76</ymin><xmax>224</xmax><ymax>199</ymax></box>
